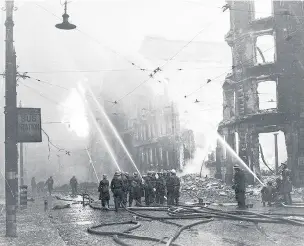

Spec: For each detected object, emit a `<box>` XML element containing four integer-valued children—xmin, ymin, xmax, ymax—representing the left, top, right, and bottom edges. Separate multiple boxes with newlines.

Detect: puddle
<box><xmin>76</xmin><ymin>220</ymin><xmax>92</xmax><ymax>226</ymax></box>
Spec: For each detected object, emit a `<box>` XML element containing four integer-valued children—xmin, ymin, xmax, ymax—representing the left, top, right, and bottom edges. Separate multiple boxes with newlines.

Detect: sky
<box><xmin>0</xmin><ymin>0</ymin><xmax>285</xmax><ymax>186</ymax></box>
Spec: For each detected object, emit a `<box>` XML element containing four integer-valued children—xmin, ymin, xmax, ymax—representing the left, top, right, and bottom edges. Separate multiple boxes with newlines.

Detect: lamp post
<box><xmin>4</xmin><ymin>0</ymin><xmax>77</xmax><ymax>237</ymax></box>
<box><xmin>5</xmin><ymin>0</ymin><xmax>18</xmax><ymax>237</ymax></box>
<box><xmin>55</xmin><ymin>0</ymin><xmax>76</xmax><ymax>30</ymax></box>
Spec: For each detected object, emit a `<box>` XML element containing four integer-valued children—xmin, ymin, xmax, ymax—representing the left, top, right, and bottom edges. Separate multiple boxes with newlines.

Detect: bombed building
<box><xmin>216</xmin><ymin>1</ymin><xmax>304</xmax><ymax>186</ymax></box>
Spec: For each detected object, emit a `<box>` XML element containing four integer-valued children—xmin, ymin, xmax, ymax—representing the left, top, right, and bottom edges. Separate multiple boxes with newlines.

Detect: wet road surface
<box><xmin>49</xmin><ymin>195</ymin><xmax>304</xmax><ymax>246</ymax></box>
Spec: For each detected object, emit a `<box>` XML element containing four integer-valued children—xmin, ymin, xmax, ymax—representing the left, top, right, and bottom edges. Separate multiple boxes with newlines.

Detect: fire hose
<box><xmin>56</xmin><ymin>193</ymin><xmax>304</xmax><ymax>245</ymax></box>
<box><xmin>165</xmin><ymin>219</ymin><xmax>213</xmax><ymax>246</ymax></box>
<box><xmin>171</xmin><ymin>205</ymin><xmax>304</xmax><ymax>226</ymax></box>
<box><xmin>87</xmin><ymin>220</ymin><xmax>182</xmax><ymax>246</ymax></box>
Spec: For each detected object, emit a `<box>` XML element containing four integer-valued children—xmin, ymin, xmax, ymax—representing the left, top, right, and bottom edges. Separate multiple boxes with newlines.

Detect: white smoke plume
<box><xmin>178</xmin><ymin>146</ymin><xmax>211</xmax><ymax>177</ymax></box>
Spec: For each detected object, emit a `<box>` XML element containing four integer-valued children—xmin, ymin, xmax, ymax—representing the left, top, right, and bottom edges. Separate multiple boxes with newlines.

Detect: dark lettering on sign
<box><xmin>20</xmin><ymin>124</ymin><xmax>40</xmax><ymax>132</ymax></box>
<box><xmin>20</xmin><ymin>114</ymin><xmax>39</xmax><ymax>123</ymax></box>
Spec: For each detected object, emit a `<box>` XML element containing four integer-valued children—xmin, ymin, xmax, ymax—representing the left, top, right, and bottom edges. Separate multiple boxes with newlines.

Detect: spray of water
<box><xmin>76</xmin><ymin>85</ymin><xmax>121</xmax><ymax>172</ymax></box>
<box><xmin>85</xmin><ymin>149</ymin><xmax>100</xmax><ymax>183</ymax></box>
<box><xmin>216</xmin><ymin>133</ymin><xmax>264</xmax><ymax>186</ymax></box>
<box><xmin>86</xmin><ymin>86</ymin><xmax>143</xmax><ymax>180</ymax></box>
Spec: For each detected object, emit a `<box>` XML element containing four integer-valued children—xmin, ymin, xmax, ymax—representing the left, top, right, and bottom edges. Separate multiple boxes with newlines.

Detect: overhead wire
<box><xmin>20</xmin><ymin>68</ymin><xmax>150</xmax><ymax>74</ymax></box>
<box><xmin>183</xmin><ymin>0</ymin><xmax>304</xmax><ymax>19</ymax></box>
<box><xmin>113</xmin><ymin>8</ymin><xmax>226</xmax><ymax>104</ymax></box>
<box><xmin>185</xmin><ymin>23</ymin><xmax>304</xmax><ymax>98</ymax></box>
<box><xmin>32</xmin><ymin>1</ymin><xmax>233</xmax><ymax>106</ymax></box>
<box><xmin>108</xmin><ymin>0</ymin><xmax>300</xmax><ymax>104</ymax></box>
<box><xmin>22</xmin><ymin>75</ymin><xmax>115</xmax><ymax>104</ymax></box>
<box><xmin>33</xmin><ymin>3</ymin><xmax>148</xmax><ymax>72</ymax></box>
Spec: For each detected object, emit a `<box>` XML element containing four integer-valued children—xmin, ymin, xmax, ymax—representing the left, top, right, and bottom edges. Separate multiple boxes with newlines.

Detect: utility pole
<box><xmin>4</xmin><ymin>0</ymin><xmax>18</xmax><ymax>237</ymax></box>
<box><xmin>274</xmin><ymin>133</ymin><xmax>279</xmax><ymax>175</ymax></box>
<box><xmin>171</xmin><ymin>101</ymin><xmax>176</xmax><ymax>169</ymax></box>
<box><xmin>19</xmin><ymin>101</ymin><xmax>23</xmax><ymax>186</ymax></box>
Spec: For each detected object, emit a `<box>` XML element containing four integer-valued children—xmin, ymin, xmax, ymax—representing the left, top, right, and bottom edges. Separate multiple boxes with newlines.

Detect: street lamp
<box><xmin>55</xmin><ymin>1</ymin><xmax>76</xmax><ymax>30</ymax></box>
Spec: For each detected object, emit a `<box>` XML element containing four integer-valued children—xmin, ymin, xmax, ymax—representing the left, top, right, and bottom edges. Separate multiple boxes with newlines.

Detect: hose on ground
<box><xmin>123</xmin><ymin>205</ymin><xmax>212</xmax><ymax>220</ymax></box>
<box><xmin>172</xmin><ymin>205</ymin><xmax>304</xmax><ymax>226</ymax></box>
<box><xmin>87</xmin><ymin>220</ymin><xmax>182</xmax><ymax>246</ymax></box>
<box><xmin>166</xmin><ymin>219</ymin><xmax>213</xmax><ymax>246</ymax></box>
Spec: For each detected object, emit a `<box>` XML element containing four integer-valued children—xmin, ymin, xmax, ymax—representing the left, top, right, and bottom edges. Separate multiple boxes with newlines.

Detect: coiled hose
<box><xmin>87</xmin><ymin>220</ymin><xmax>182</xmax><ymax>246</ymax></box>
<box><xmin>57</xmin><ymin>193</ymin><xmax>304</xmax><ymax>245</ymax></box>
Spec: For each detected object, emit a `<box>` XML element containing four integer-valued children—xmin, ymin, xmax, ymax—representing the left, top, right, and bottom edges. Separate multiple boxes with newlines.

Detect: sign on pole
<box><xmin>17</xmin><ymin>108</ymin><xmax>42</xmax><ymax>143</ymax></box>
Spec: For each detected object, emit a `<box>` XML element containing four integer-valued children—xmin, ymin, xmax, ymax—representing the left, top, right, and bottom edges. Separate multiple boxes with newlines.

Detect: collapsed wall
<box><xmin>216</xmin><ymin>1</ymin><xmax>304</xmax><ymax>186</ymax></box>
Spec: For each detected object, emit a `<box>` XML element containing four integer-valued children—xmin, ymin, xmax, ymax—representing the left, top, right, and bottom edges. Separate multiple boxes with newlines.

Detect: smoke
<box><xmin>178</xmin><ymin>146</ymin><xmax>210</xmax><ymax>177</ymax></box>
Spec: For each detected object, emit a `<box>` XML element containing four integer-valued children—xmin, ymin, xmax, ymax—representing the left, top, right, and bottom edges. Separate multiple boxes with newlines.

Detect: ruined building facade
<box><xmin>216</xmin><ymin>1</ymin><xmax>304</xmax><ymax>185</ymax></box>
<box><xmin>132</xmin><ymin>94</ymin><xmax>182</xmax><ymax>173</ymax></box>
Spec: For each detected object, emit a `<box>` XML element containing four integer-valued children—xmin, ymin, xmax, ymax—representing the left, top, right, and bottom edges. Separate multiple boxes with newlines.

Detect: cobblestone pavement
<box><xmin>49</xmin><ymin>195</ymin><xmax>304</xmax><ymax>246</ymax></box>
<box><xmin>1</xmin><ymin>194</ymin><xmax>304</xmax><ymax>246</ymax></box>
<box><xmin>0</xmin><ymin>197</ymin><xmax>66</xmax><ymax>246</ymax></box>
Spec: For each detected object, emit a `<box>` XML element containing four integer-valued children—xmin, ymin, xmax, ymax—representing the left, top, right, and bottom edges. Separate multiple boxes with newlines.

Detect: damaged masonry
<box><xmin>216</xmin><ymin>1</ymin><xmax>304</xmax><ymax>186</ymax></box>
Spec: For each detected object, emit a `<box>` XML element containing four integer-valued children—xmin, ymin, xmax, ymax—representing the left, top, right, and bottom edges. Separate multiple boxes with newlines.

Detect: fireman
<box><xmin>281</xmin><ymin>163</ymin><xmax>292</xmax><ymax>205</ymax></box>
<box><xmin>232</xmin><ymin>165</ymin><xmax>246</xmax><ymax>209</ymax></box>
<box><xmin>111</xmin><ymin>171</ymin><xmax>123</xmax><ymax>212</ymax></box>
<box><xmin>171</xmin><ymin>169</ymin><xmax>180</xmax><ymax>206</ymax></box>
<box><xmin>98</xmin><ymin>174</ymin><xmax>110</xmax><ymax>209</ymax></box>
<box><xmin>156</xmin><ymin>172</ymin><xmax>166</xmax><ymax>205</ymax></box>
<box><xmin>129</xmin><ymin>172</ymin><xmax>142</xmax><ymax>206</ymax></box>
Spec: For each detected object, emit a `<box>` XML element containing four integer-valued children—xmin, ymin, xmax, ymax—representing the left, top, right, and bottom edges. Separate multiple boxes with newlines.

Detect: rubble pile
<box><xmin>180</xmin><ymin>174</ymin><xmax>261</xmax><ymax>204</ymax></box>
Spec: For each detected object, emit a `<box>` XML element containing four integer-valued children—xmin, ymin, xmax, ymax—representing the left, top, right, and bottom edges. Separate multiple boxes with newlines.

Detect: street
<box><xmin>47</xmin><ymin>194</ymin><xmax>304</xmax><ymax>246</ymax></box>
<box><xmin>2</xmin><ymin>0</ymin><xmax>304</xmax><ymax>244</ymax></box>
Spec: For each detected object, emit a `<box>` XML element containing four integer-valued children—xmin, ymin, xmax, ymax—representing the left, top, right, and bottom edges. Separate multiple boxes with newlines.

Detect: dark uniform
<box><xmin>143</xmin><ymin>175</ymin><xmax>153</xmax><ymax>206</ymax></box>
<box><xmin>156</xmin><ymin>173</ymin><xmax>166</xmax><ymax>205</ymax></box>
<box><xmin>37</xmin><ymin>181</ymin><xmax>45</xmax><ymax>194</ymax></box>
<box><xmin>166</xmin><ymin>173</ymin><xmax>175</xmax><ymax>205</ymax></box>
<box><xmin>150</xmin><ymin>172</ymin><xmax>157</xmax><ymax>204</ymax></box>
<box><xmin>261</xmin><ymin>181</ymin><xmax>274</xmax><ymax>206</ymax></box>
<box><xmin>121</xmin><ymin>173</ymin><xmax>129</xmax><ymax>207</ymax></box>
<box><xmin>232</xmin><ymin>166</ymin><xmax>246</xmax><ymax>209</ymax></box>
<box><xmin>111</xmin><ymin>172</ymin><xmax>123</xmax><ymax>212</ymax></box>
<box><xmin>98</xmin><ymin>176</ymin><xmax>110</xmax><ymax>208</ymax></box>
<box><xmin>129</xmin><ymin>173</ymin><xmax>142</xmax><ymax>206</ymax></box>
<box><xmin>171</xmin><ymin>171</ymin><xmax>180</xmax><ymax>206</ymax></box>
<box><xmin>31</xmin><ymin>177</ymin><xmax>37</xmax><ymax>195</ymax></box>
<box><xmin>70</xmin><ymin>176</ymin><xmax>78</xmax><ymax>196</ymax></box>
<box><xmin>281</xmin><ymin>164</ymin><xmax>292</xmax><ymax>205</ymax></box>
<box><xmin>46</xmin><ymin>176</ymin><xmax>54</xmax><ymax>195</ymax></box>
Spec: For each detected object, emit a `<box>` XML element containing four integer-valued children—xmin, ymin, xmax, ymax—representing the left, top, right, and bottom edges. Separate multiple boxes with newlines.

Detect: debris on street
<box><xmin>180</xmin><ymin>174</ymin><xmax>262</xmax><ymax>204</ymax></box>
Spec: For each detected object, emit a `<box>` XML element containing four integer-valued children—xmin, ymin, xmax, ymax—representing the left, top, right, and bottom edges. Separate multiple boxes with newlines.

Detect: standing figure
<box><xmin>143</xmin><ymin>174</ymin><xmax>152</xmax><ymax>206</ymax></box>
<box><xmin>171</xmin><ymin>169</ymin><xmax>180</xmax><ymax>206</ymax></box>
<box><xmin>150</xmin><ymin>172</ymin><xmax>157</xmax><ymax>204</ymax></box>
<box><xmin>232</xmin><ymin>165</ymin><xmax>246</xmax><ymax>209</ymax></box>
<box><xmin>46</xmin><ymin>176</ymin><xmax>54</xmax><ymax>195</ymax></box>
<box><xmin>129</xmin><ymin>172</ymin><xmax>142</xmax><ymax>206</ymax></box>
<box><xmin>166</xmin><ymin>171</ymin><xmax>174</xmax><ymax>205</ymax></box>
<box><xmin>98</xmin><ymin>174</ymin><xmax>110</xmax><ymax>209</ymax></box>
<box><xmin>121</xmin><ymin>172</ymin><xmax>129</xmax><ymax>207</ymax></box>
<box><xmin>281</xmin><ymin>163</ymin><xmax>292</xmax><ymax>205</ymax></box>
<box><xmin>111</xmin><ymin>171</ymin><xmax>123</xmax><ymax>212</ymax></box>
<box><xmin>261</xmin><ymin>181</ymin><xmax>274</xmax><ymax>206</ymax></box>
<box><xmin>156</xmin><ymin>172</ymin><xmax>166</xmax><ymax>205</ymax></box>
<box><xmin>70</xmin><ymin>176</ymin><xmax>78</xmax><ymax>196</ymax></box>
<box><xmin>274</xmin><ymin>177</ymin><xmax>284</xmax><ymax>204</ymax></box>
<box><xmin>37</xmin><ymin>181</ymin><xmax>45</xmax><ymax>194</ymax></box>
<box><xmin>31</xmin><ymin>177</ymin><xmax>37</xmax><ymax>196</ymax></box>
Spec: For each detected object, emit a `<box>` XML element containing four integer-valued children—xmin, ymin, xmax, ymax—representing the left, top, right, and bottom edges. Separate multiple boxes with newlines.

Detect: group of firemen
<box><xmin>260</xmin><ymin>162</ymin><xmax>293</xmax><ymax>206</ymax></box>
<box><xmin>98</xmin><ymin>169</ymin><xmax>181</xmax><ymax>212</ymax></box>
<box><xmin>233</xmin><ymin>162</ymin><xmax>293</xmax><ymax>209</ymax></box>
